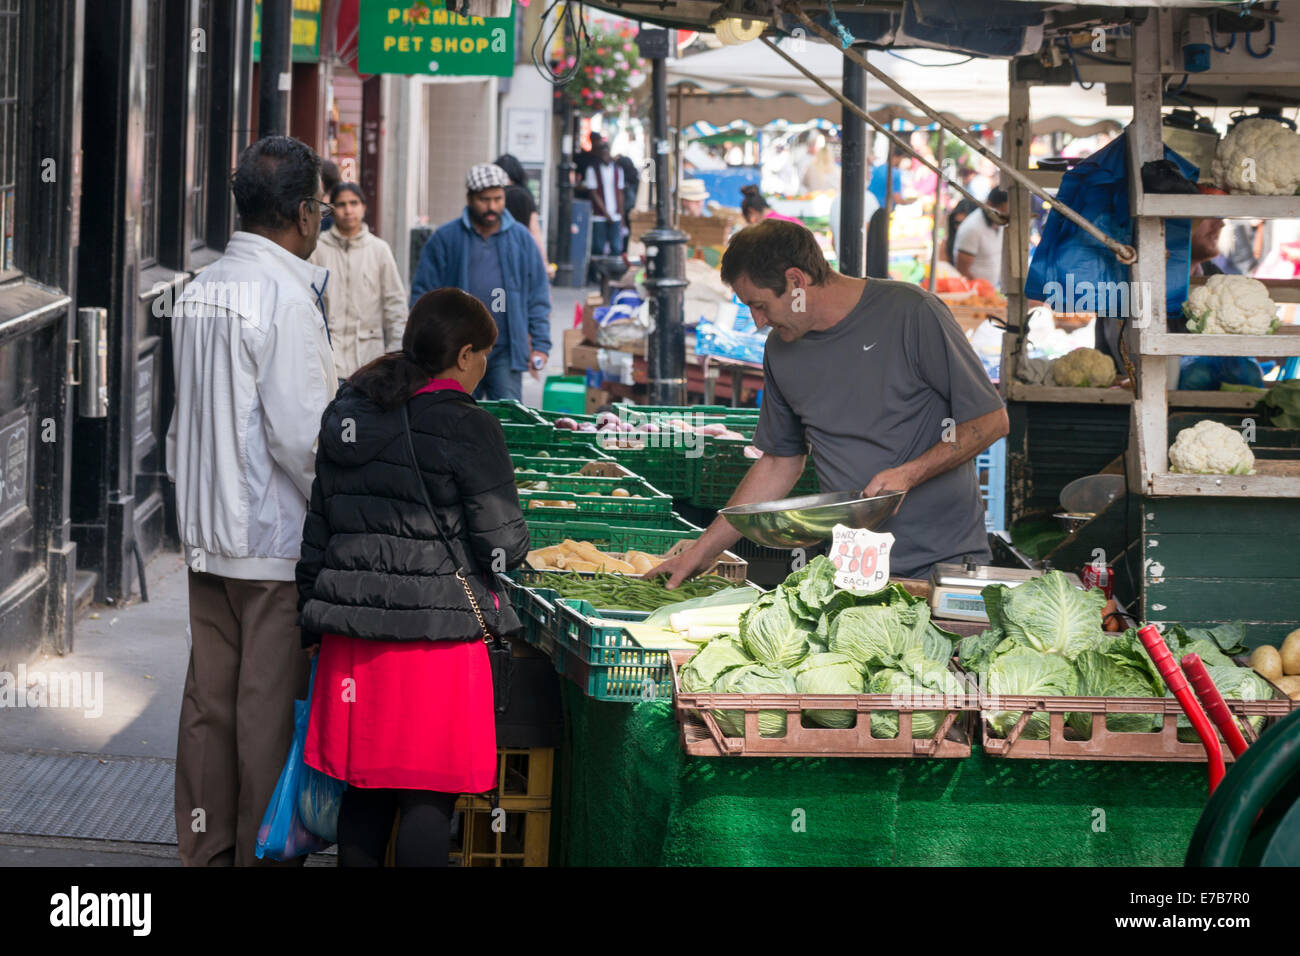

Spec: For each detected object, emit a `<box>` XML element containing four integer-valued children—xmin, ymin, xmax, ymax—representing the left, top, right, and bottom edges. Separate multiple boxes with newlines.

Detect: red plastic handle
<box><xmin>1137</xmin><ymin>625</ymin><xmax>1225</xmax><ymax>792</ymax></box>
<box><xmin>1181</xmin><ymin>653</ymin><xmax>1249</xmax><ymax>759</ymax></box>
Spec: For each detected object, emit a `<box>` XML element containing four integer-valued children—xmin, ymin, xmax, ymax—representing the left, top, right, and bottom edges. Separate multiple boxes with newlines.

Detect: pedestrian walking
<box><xmin>583</xmin><ymin>140</ymin><xmax>625</xmax><ymax>256</ymax></box>
<box><xmin>493</xmin><ymin>153</ymin><xmax>548</xmax><ymax>264</ymax></box>
<box><xmin>167</xmin><ymin>135</ymin><xmax>336</xmax><ymax>866</ymax></box>
<box><xmin>296</xmin><ymin>287</ymin><xmax>529</xmax><ymax>866</ymax></box>
<box><xmin>409</xmin><ymin>163</ymin><xmax>551</xmax><ymax>401</ymax></box>
<box><xmin>319</xmin><ymin>159</ymin><xmax>340</xmax><ymax>231</ymax></box>
<box><xmin>310</xmin><ymin>182</ymin><xmax>407</xmax><ymax>379</ymax></box>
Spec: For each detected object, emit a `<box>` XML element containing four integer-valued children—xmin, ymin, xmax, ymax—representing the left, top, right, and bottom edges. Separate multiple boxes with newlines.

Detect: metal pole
<box><xmin>257</xmin><ymin>0</ymin><xmax>292</xmax><ymax>138</ymax></box>
<box><xmin>638</xmin><ymin>29</ymin><xmax>687</xmax><ymax>406</ymax></box>
<box><xmin>554</xmin><ymin>95</ymin><xmax>575</xmax><ymax>287</ymax></box>
<box><xmin>839</xmin><ymin>59</ymin><xmax>866</xmax><ymax>278</ymax></box>
<box><xmin>784</xmin><ymin>4</ymin><xmax>1136</xmax><ymax>264</ymax></box>
<box><xmin>928</xmin><ymin>127</ymin><xmax>945</xmax><ymax>291</ymax></box>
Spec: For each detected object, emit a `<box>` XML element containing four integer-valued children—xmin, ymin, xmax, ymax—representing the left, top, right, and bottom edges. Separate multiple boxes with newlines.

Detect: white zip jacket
<box><xmin>166</xmin><ymin>231</ymin><xmax>338</xmax><ymax>581</ymax></box>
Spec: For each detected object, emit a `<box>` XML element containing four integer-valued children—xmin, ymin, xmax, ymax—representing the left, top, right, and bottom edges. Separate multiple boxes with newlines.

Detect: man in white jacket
<box><xmin>166</xmin><ymin>136</ymin><xmax>337</xmax><ymax>866</ymax></box>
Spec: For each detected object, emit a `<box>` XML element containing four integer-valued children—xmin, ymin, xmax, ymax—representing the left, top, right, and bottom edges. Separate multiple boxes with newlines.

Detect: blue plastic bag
<box><xmin>255</xmin><ymin>659</ymin><xmax>346</xmax><ymax>860</ymax></box>
<box><xmin>1025</xmin><ymin>131</ymin><xmax>1196</xmax><ymax>319</ymax></box>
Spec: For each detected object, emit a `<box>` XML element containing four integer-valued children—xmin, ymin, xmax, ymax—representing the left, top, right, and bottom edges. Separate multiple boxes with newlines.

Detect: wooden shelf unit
<box><xmin>1122</xmin><ymin>14</ymin><xmax>1299</xmax><ymax>499</ymax></box>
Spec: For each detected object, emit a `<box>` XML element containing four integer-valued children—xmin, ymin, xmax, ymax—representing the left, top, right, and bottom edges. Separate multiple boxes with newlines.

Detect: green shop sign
<box><xmin>358</xmin><ymin>1</ymin><xmax>514</xmax><ymax>77</ymax></box>
<box><xmin>253</xmin><ymin>0</ymin><xmax>323</xmax><ymax>63</ymax></box>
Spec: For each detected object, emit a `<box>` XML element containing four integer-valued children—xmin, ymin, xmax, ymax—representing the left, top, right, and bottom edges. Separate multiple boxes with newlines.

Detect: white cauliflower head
<box><xmin>1182</xmin><ymin>274</ymin><xmax>1279</xmax><ymax>335</ymax></box>
<box><xmin>1211</xmin><ymin>118</ymin><xmax>1300</xmax><ymax>196</ymax></box>
<box><xmin>1051</xmin><ymin>347</ymin><xmax>1117</xmax><ymax>387</ymax></box>
<box><xmin>1168</xmin><ymin>419</ymin><xmax>1255</xmax><ymax>475</ymax></box>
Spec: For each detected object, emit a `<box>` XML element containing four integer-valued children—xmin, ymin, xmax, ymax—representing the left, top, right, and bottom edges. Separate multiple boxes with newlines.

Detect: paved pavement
<box><xmin>0</xmin><ymin>279</ymin><xmax>597</xmax><ymax>867</ymax></box>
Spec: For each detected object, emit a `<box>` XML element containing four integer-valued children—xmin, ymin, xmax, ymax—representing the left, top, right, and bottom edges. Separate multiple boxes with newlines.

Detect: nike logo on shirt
<box><xmin>863</xmin><ymin>343</ymin><xmax>876</xmax><ymax>352</ymax></box>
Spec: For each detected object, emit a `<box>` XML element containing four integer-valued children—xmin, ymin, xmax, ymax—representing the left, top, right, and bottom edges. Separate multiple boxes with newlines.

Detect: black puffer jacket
<box><xmin>296</xmin><ymin>383</ymin><xmax>529</xmax><ymax>645</ymax></box>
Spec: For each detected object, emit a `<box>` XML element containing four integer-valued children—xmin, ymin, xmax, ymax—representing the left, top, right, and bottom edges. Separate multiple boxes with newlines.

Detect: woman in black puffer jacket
<box><xmin>296</xmin><ymin>287</ymin><xmax>529</xmax><ymax>867</ymax></box>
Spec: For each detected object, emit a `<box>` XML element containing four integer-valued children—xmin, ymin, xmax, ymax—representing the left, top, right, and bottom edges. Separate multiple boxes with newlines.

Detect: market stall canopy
<box><xmin>649</xmin><ymin>40</ymin><xmax>1130</xmax><ymax>136</ymax></box>
<box><xmin>578</xmin><ymin>1</ymin><xmax>1235</xmax><ymax>52</ymax></box>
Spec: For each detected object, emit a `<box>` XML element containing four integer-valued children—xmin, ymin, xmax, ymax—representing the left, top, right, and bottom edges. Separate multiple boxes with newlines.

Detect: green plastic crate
<box><xmin>524</xmin><ymin>517</ymin><xmax>702</xmax><ymax>552</ymax></box>
<box><xmin>613</xmin><ymin>403</ymin><xmax>759</xmax><ymax>437</ymax></box>
<box><xmin>518</xmin><ymin>473</ymin><xmax>673</xmax><ymax>521</ymax></box>
<box><xmin>512</xmin><ymin>455</ymin><xmax>624</xmax><ymax>478</ymax></box>
<box><xmin>478</xmin><ymin>399</ymin><xmax>546</xmax><ymax>425</ymax></box>
<box><xmin>542</xmin><ymin>375</ymin><xmax>587</xmax><ymax>414</ymax></box>
<box><xmin>504</xmin><ymin>436</ymin><xmax>612</xmax><ymax>461</ymax></box>
<box><xmin>691</xmin><ymin>438</ymin><xmax>820</xmax><ymax>510</ymax></box>
<box><xmin>552</xmin><ymin>599</ymin><xmax>673</xmax><ymax>702</ymax></box>
<box><xmin>603</xmin><ymin>445</ymin><xmax>696</xmax><ymax>499</ymax></box>
<box><xmin>533</xmin><ymin>408</ymin><xmax>598</xmax><ymax>426</ymax></box>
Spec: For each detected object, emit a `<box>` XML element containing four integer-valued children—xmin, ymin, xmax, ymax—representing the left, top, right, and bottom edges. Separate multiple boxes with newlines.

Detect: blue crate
<box><xmin>977</xmin><ymin>437</ymin><xmax>1007</xmax><ymax>533</ymax></box>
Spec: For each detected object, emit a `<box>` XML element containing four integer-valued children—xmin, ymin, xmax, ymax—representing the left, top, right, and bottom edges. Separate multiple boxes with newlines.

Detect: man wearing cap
<box><xmin>411</xmin><ymin>162</ymin><xmax>552</xmax><ymax>400</ymax></box>
<box><xmin>680</xmin><ymin>179</ymin><xmax>710</xmax><ymax>217</ymax></box>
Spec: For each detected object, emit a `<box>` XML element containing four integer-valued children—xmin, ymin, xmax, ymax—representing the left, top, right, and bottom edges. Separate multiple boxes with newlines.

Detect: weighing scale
<box><xmin>927</xmin><ymin>559</ymin><xmax>1083</xmax><ymax>623</ymax></box>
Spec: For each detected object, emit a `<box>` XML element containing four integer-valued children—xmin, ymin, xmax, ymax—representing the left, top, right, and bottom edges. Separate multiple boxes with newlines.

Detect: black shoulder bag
<box><xmin>400</xmin><ymin>403</ymin><xmax>512</xmax><ymax>715</ymax></box>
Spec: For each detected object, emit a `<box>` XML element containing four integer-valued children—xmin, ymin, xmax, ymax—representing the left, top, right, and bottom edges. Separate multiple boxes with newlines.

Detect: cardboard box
<box><xmin>567</xmin><ymin>341</ymin><xmax>602</xmax><ymax>373</ymax></box>
<box><xmin>585</xmin><ymin>387</ymin><xmax>610</xmax><ymax>415</ymax></box>
<box><xmin>562</xmin><ymin>327</ymin><xmax>585</xmax><ymax>372</ymax></box>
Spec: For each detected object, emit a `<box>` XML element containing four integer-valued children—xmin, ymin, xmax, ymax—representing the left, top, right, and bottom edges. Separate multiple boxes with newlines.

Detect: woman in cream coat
<box><xmin>311</xmin><ymin>183</ymin><xmax>408</xmax><ymax>378</ymax></box>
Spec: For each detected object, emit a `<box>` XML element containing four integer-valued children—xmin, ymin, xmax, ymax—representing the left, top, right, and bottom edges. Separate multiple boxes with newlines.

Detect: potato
<box><xmin>1249</xmin><ymin>645</ymin><xmax>1284</xmax><ymax>682</ymax></box>
<box><xmin>1274</xmin><ymin>675</ymin><xmax>1300</xmax><ymax>701</ymax></box>
<box><xmin>1281</xmin><ymin>629</ymin><xmax>1300</xmax><ymax>676</ymax></box>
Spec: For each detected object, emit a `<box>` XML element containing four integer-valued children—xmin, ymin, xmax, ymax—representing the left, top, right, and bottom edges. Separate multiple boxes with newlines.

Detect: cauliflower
<box><xmin>1051</xmin><ymin>347</ymin><xmax>1117</xmax><ymax>388</ymax></box>
<box><xmin>1168</xmin><ymin>419</ymin><xmax>1255</xmax><ymax>475</ymax></box>
<box><xmin>1211</xmin><ymin>118</ymin><xmax>1300</xmax><ymax>196</ymax></box>
<box><xmin>1182</xmin><ymin>274</ymin><xmax>1279</xmax><ymax>335</ymax></box>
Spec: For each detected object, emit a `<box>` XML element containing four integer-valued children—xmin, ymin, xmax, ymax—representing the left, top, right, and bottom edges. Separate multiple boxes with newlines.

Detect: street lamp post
<box><xmin>637</xmin><ymin>28</ymin><xmax>687</xmax><ymax>406</ymax></box>
<box><xmin>554</xmin><ymin>92</ymin><xmax>576</xmax><ymax>287</ymax></box>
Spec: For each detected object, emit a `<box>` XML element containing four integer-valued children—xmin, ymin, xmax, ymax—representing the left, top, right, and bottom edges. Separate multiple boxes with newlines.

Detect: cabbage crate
<box><xmin>669</xmin><ymin>648</ymin><xmax>981</xmax><ymax>758</ymax></box>
<box><xmin>979</xmin><ymin>681</ymin><xmax>1298</xmax><ymax>762</ymax></box>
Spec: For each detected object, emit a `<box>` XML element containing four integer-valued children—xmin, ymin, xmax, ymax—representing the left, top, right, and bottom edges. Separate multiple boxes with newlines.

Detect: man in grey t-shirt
<box><xmin>651</xmin><ymin>220</ymin><xmax>1008</xmax><ymax>583</ymax></box>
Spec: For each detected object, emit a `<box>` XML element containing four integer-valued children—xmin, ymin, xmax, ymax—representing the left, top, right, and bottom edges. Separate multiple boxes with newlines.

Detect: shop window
<box><xmin>189</xmin><ymin>0</ymin><xmax>211</xmax><ymax>249</ymax></box>
<box><xmin>0</xmin><ymin>0</ymin><xmax>19</xmax><ymax>278</ymax></box>
<box><xmin>140</xmin><ymin>0</ymin><xmax>164</xmax><ymax>267</ymax></box>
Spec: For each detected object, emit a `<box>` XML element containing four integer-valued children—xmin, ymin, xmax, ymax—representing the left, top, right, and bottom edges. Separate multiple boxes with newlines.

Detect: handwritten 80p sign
<box><xmin>830</xmin><ymin>525</ymin><xmax>893</xmax><ymax>593</ymax></box>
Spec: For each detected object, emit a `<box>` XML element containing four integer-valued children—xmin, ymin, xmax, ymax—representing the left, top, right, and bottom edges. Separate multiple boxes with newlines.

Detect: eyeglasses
<box><xmin>303</xmin><ymin>197</ymin><xmax>335</xmax><ymax>216</ymax></box>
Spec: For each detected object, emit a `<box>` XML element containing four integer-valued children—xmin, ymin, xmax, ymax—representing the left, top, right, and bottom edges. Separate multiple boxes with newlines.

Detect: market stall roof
<box><xmin>651</xmin><ymin>40</ymin><xmax>1130</xmax><ymax>136</ymax></box>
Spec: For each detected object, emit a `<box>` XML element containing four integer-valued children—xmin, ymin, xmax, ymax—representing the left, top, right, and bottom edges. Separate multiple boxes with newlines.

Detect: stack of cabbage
<box><xmin>956</xmin><ymin>571</ymin><xmax>1272</xmax><ymax>740</ymax></box>
<box><xmin>678</xmin><ymin>556</ymin><xmax>962</xmax><ymax>738</ymax></box>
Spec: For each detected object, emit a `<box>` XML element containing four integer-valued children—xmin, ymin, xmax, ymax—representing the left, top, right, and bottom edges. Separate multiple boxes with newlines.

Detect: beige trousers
<box><xmin>174</xmin><ymin>570</ymin><xmax>311</xmax><ymax>866</ymax></box>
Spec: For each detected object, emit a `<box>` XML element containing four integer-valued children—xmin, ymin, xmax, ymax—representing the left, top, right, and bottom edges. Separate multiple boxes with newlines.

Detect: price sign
<box><xmin>830</xmin><ymin>524</ymin><xmax>893</xmax><ymax>593</ymax></box>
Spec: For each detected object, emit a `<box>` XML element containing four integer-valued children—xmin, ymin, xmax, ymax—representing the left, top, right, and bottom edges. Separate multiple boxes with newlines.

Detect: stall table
<box><xmin>553</xmin><ymin>686</ymin><xmax>1207</xmax><ymax>866</ymax></box>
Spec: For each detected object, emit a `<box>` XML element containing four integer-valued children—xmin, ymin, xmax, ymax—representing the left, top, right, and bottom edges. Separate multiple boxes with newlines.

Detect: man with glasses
<box><xmin>167</xmin><ymin>135</ymin><xmax>337</xmax><ymax>866</ymax></box>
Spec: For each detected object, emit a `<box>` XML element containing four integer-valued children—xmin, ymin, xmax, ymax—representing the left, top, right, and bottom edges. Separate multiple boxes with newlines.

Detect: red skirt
<box><xmin>304</xmin><ymin>632</ymin><xmax>497</xmax><ymax>793</ymax></box>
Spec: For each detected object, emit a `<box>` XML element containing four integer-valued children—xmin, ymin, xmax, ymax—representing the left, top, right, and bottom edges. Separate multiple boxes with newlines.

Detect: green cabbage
<box><xmin>1171</xmin><ymin>663</ymin><xmax>1275</xmax><ymax>742</ymax></box>
<box><xmin>989</xmin><ymin>571</ymin><xmax>1106</xmax><ymax>661</ymax></box>
<box><xmin>680</xmin><ymin>636</ymin><xmax>753</xmax><ymax>693</ymax></box>
<box><xmin>739</xmin><ymin>592</ymin><xmax>814</xmax><ymax>668</ymax></box>
<box><xmin>1066</xmin><ymin>649</ymin><xmax>1163</xmax><ymax>737</ymax></box>
<box><xmin>984</xmin><ymin>647</ymin><xmax>1078</xmax><ymax>739</ymax></box>
<box><xmin>792</xmin><ymin>653</ymin><xmax>864</xmax><ymax>728</ymax></box>
<box><xmin>711</xmin><ymin>663</ymin><xmax>796</xmax><ymax>737</ymax></box>
<box><xmin>828</xmin><ymin>600</ymin><xmax>942</xmax><ymax>669</ymax></box>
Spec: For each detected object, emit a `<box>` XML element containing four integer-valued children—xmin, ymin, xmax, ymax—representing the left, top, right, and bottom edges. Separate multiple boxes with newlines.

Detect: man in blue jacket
<box><xmin>410</xmin><ymin>163</ymin><xmax>552</xmax><ymax>400</ymax></box>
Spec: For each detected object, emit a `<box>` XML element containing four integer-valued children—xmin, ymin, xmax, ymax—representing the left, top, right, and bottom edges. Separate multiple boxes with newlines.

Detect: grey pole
<box><xmin>839</xmin><ymin>59</ymin><xmax>866</xmax><ymax>278</ymax></box>
<box><xmin>257</xmin><ymin>0</ymin><xmax>292</xmax><ymax>138</ymax></box>
<box><xmin>638</xmin><ymin>29</ymin><xmax>687</xmax><ymax>406</ymax></box>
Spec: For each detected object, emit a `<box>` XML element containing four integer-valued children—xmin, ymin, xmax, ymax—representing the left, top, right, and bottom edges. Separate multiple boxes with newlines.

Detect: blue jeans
<box><xmin>473</xmin><ymin>348</ymin><xmax>522</xmax><ymax>401</ymax></box>
<box><xmin>591</xmin><ymin>220</ymin><xmax>623</xmax><ymax>256</ymax></box>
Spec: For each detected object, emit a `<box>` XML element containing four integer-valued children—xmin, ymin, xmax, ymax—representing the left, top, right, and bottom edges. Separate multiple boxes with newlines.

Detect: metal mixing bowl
<box><xmin>720</xmin><ymin>490</ymin><xmax>906</xmax><ymax>549</ymax></box>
